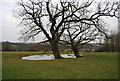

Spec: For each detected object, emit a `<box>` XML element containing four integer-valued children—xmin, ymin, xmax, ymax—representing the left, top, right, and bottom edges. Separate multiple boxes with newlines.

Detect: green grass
<box><xmin>2</xmin><ymin>51</ymin><xmax>118</xmax><ymax>79</ymax></box>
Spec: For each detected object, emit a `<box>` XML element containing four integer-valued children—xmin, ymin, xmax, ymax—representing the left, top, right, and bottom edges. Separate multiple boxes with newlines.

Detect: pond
<box><xmin>22</xmin><ymin>54</ymin><xmax>77</xmax><ymax>60</ymax></box>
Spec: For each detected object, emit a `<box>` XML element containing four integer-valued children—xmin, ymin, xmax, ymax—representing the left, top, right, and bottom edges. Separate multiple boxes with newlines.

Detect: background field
<box><xmin>2</xmin><ymin>52</ymin><xmax>118</xmax><ymax>79</ymax></box>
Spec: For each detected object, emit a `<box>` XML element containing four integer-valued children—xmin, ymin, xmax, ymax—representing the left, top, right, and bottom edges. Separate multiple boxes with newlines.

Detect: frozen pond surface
<box><xmin>22</xmin><ymin>54</ymin><xmax>76</xmax><ymax>60</ymax></box>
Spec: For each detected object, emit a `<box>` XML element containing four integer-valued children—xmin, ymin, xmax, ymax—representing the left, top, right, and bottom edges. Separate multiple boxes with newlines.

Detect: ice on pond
<box><xmin>22</xmin><ymin>54</ymin><xmax>76</xmax><ymax>60</ymax></box>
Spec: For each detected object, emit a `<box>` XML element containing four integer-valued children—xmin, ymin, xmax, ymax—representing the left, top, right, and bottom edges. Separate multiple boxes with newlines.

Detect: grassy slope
<box><xmin>2</xmin><ymin>52</ymin><xmax>118</xmax><ymax>79</ymax></box>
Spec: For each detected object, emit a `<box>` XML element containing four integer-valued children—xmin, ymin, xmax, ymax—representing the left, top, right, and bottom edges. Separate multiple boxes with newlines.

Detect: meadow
<box><xmin>2</xmin><ymin>52</ymin><xmax>118</xmax><ymax>79</ymax></box>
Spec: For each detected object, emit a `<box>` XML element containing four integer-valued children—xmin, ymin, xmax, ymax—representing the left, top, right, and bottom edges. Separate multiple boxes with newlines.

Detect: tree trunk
<box><xmin>72</xmin><ymin>44</ymin><xmax>82</xmax><ymax>58</ymax></box>
<box><xmin>50</xmin><ymin>41</ymin><xmax>63</xmax><ymax>59</ymax></box>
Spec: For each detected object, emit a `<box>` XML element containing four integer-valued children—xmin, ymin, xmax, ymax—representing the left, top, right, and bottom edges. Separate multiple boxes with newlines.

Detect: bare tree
<box><xmin>16</xmin><ymin>0</ymin><xmax>67</xmax><ymax>59</ymax></box>
<box><xmin>102</xmin><ymin>31</ymin><xmax>119</xmax><ymax>52</ymax></box>
<box><xmin>15</xmin><ymin>0</ymin><xmax>119</xmax><ymax>59</ymax></box>
<box><xmin>60</xmin><ymin>0</ymin><xmax>119</xmax><ymax>57</ymax></box>
<box><xmin>61</xmin><ymin>20</ymin><xmax>105</xmax><ymax>57</ymax></box>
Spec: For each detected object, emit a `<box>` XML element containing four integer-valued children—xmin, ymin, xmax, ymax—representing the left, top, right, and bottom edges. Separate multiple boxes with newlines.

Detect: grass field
<box><xmin>2</xmin><ymin>52</ymin><xmax>118</xmax><ymax>79</ymax></box>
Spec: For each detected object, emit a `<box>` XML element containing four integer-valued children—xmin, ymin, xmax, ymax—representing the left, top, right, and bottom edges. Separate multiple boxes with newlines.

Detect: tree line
<box><xmin>0</xmin><ymin>41</ymin><xmax>96</xmax><ymax>52</ymax></box>
<box><xmin>1</xmin><ymin>32</ymin><xmax>119</xmax><ymax>52</ymax></box>
<box><xmin>1</xmin><ymin>42</ymin><xmax>51</xmax><ymax>51</ymax></box>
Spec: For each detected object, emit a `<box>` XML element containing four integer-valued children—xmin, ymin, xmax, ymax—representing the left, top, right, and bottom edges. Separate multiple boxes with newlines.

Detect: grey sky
<box><xmin>0</xmin><ymin>0</ymin><xmax>118</xmax><ymax>42</ymax></box>
<box><xmin>0</xmin><ymin>0</ymin><xmax>20</xmax><ymax>42</ymax></box>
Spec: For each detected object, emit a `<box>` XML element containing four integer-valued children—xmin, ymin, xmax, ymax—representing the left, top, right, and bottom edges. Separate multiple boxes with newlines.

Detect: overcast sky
<box><xmin>0</xmin><ymin>0</ymin><xmax>118</xmax><ymax>42</ymax></box>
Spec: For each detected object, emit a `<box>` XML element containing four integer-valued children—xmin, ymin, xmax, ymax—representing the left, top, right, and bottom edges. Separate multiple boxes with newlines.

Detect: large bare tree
<box><xmin>60</xmin><ymin>0</ymin><xmax>119</xmax><ymax>57</ymax></box>
<box><xmin>16</xmin><ymin>0</ymin><xmax>119</xmax><ymax>59</ymax></box>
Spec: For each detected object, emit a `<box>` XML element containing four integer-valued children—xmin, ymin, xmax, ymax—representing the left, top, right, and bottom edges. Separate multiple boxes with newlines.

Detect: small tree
<box><xmin>101</xmin><ymin>32</ymin><xmax>119</xmax><ymax>52</ymax></box>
